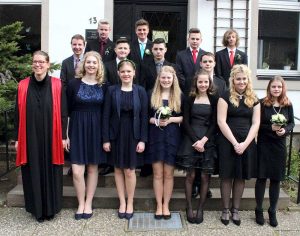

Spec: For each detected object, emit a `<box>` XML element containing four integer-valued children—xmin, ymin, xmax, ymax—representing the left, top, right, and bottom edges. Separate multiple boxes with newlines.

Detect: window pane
<box><xmin>0</xmin><ymin>4</ymin><xmax>41</xmax><ymax>55</ymax></box>
<box><xmin>257</xmin><ymin>10</ymin><xmax>299</xmax><ymax>70</ymax></box>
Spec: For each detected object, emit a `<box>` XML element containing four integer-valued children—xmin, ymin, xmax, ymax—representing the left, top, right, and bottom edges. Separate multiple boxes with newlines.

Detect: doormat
<box><xmin>127</xmin><ymin>212</ymin><xmax>183</xmax><ymax>231</ymax></box>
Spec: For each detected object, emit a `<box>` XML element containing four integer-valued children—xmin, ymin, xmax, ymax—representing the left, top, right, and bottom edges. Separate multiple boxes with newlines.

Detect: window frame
<box><xmin>258</xmin><ymin>0</ymin><xmax>300</xmax><ymax>77</ymax></box>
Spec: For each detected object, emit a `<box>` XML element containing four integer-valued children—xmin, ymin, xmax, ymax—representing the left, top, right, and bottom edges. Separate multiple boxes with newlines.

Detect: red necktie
<box><xmin>100</xmin><ymin>41</ymin><xmax>105</xmax><ymax>57</ymax></box>
<box><xmin>192</xmin><ymin>49</ymin><xmax>197</xmax><ymax>64</ymax></box>
<box><xmin>230</xmin><ymin>50</ymin><xmax>234</xmax><ymax>66</ymax></box>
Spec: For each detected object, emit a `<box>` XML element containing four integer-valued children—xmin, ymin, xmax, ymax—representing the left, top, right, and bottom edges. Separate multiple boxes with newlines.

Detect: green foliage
<box><xmin>0</xmin><ymin>21</ymin><xmax>33</xmax><ymax>80</ymax></box>
<box><xmin>287</xmin><ymin>147</ymin><xmax>300</xmax><ymax>180</ymax></box>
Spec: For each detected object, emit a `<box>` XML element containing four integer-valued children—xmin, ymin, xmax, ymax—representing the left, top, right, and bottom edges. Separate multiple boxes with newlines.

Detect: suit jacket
<box><xmin>213</xmin><ymin>75</ymin><xmax>226</xmax><ymax>96</ymax></box>
<box><xmin>102</xmin><ymin>84</ymin><xmax>148</xmax><ymax>142</ymax></box>
<box><xmin>140</xmin><ymin>59</ymin><xmax>180</xmax><ymax>91</ymax></box>
<box><xmin>104</xmin><ymin>60</ymin><xmax>119</xmax><ymax>85</ymax></box>
<box><xmin>85</xmin><ymin>37</ymin><xmax>116</xmax><ymax>62</ymax></box>
<box><xmin>60</xmin><ymin>55</ymin><xmax>75</xmax><ymax>87</ymax></box>
<box><xmin>215</xmin><ymin>48</ymin><xmax>247</xmax><ymax>86</ymax></box>
<box><xmin>104</xmin><ymin>59</ymin><xmax>139</xmax><ymax>85</ymax></box>
<box><xmin>176</xmin><ymin>48</ymin><xmax>206</xmax><ymax>95</ymax></box>
<box><xmin>129</xmin><ymin>38</ymin><xmax>153</xmax><ymax>82</ymax></box>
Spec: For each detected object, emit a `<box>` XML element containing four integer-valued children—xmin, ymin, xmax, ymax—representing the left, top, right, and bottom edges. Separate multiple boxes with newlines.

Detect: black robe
<box><xmin>15</xmin><ymin>74</ymin><xmax>67</xmax><ymax>220</ymax></box>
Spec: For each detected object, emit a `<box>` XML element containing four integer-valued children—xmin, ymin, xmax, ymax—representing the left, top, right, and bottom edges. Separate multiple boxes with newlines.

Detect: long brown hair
<box><xmin>150</xmin><ymin>66</ymin><xmax>182</xmax><ymax>113</ymax></box>
<box><xmin>262</xmin><ymin>75</ymin><xmax>291</xmax><ymax>107</ymax></box>
<box><xmin>189</xmin><ymin>70</ymin><xmax>215</xmax><ymax>97</ymax></box>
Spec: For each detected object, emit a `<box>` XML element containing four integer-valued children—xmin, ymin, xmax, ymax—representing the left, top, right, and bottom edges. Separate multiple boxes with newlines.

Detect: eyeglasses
<box><xmin>32</xmin><ymin>60</ymin><xmax>47</xmax><ymax>65</ymax></box>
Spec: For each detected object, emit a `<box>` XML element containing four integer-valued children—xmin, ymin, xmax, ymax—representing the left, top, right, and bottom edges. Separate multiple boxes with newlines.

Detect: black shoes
<box><xmin>186</xmin><ymin>208</ymin><xmax>195</xmax><ymax>224</ymax></box>
<box><xmin>268</xmin><ymin>209</ymin><xmax>278</xmax><ymax>227</ymax></box>
<box><xmin>154</xmin><ymin>214</ymin><xmax>163</xmax><ymax>220</ymax></box>
<box><xmin>74</xmin><ymin>213</ymin><xmax>83</xmax><ymax>220</ymax></box>
<box><xmin>99</xmin><ymin>166</ymin><xmax>114</xmax><ymax>175</ymax></box>
<box><xmin>118</xmin><ymin>211</ymin><xmax>126</xmax><ymax>219</ymax></box>
<box><xmin>163</xmin><ymin>214</ymin><xmax>172</xmax><ymax>220</ymax></box>
<box><xmin>230</xmin><ymin>208</ymin><xmax>241</xmax><ymax>226</ymax></box>
<box><xmin>194</xmin><ymin>209</ymin><xmax>203</xmax><ymax>224</ymax></box>
<box><xmin>220</xmin><ymin>208</ymin><xmax>230</xmax><ymax>226</ymax></box>
<box><xmin>192</xmin><ymin>185</ymin><xmax>199</xmax><ymax>198</ymax></box>
<box><xmin>125</xmin><ymin>212</ymin><xmax>134</xmax><ymax>220</ymax></box>
<box><xmin>255</xmin><ymin>208</ymin><xmax>265</xmax><ymax>225</ymax></box>
<box><xmin>82</xmin><ymin>212</ymin><xmax>93</xmax><ymax>219</ymax></box>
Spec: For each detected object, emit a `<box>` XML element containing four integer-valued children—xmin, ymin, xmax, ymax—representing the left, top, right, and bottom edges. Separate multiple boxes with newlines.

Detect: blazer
<box><xmin>215</xmin><ymin>48</ymin><xmax>247</xmax><ymax>86</ymax></box>
<box><xmin>140</xmin><ymin>59</ymin><xmax>181</xmax><ymax>91</ymax></box>
<box><xmin>85</xmin><ymin>37</ymin><xmax>116</xmax><ymax>62</ymax></box>
<box><xmin>104</xmin><ymin>60</ymin><xmax>119</xmax><ymax>85</ymax></box>
<box><xmin>60</xmin><ymin>55</ymin><xmax>75</xmax><ymax>87</ymax></box>
<box><xmin>176</xmin><ymin>47</ymin><xmax>206</xmax><ymax>95</ymax></box>
<box><xmin>102</xmin><ymin>84</ymin><xmax>148</xmax><ymax>142</ymax></box>
<box><xmin>213</xmin><ymin>75</ymin><xmax>226</xmax><ymax>96</ymax></box>
<box><xmin>129</xmin><ymin>38</ymin><xmax>153</xmax><ymax>82</ymax></box>
<box><xmin>182</xmin><ymin>94</ymin><xmax>218</xmax><ymax>143</ymax></box>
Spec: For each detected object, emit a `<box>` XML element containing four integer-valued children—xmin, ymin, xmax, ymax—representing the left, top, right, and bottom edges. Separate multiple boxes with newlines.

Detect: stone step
<box><xmin>16</xmin><ymin>168</ymin><xmax>262</xmax><ymax>189</ymax></box>
<box><xmin>7</xmin><ymin>184</ymin><xmax>289</xmax><ymax>210</ymax></box>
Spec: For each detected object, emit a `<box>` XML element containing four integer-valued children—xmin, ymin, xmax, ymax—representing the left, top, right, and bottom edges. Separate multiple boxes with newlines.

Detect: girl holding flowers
<box><xmin>146</xmin><ymin>66</ymin><xmax>183</xmax><ymax>220</ymax></box>
<box><xmin>255</xmin><ymin>76</ymin><xmax>294</xmax><ymax>227</ymax></box>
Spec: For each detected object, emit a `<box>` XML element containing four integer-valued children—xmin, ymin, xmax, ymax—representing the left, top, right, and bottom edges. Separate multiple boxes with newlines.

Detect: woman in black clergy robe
<box><xmin>15</xmin><ymin>50</ymin><xmax>68</xmax><ymax>222</ymax></box>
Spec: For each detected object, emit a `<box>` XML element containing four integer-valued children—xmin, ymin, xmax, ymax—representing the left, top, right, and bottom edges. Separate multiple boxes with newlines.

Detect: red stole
<box><xmin>16</xmin><ymin>76</ymin><xmax>64</xmax><ymax>166</ymax></box>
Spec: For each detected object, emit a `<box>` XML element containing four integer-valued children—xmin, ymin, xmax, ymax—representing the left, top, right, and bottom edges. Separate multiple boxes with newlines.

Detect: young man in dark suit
<box><xmin>200</xmin><ymin>52</ymin><xmax>226</xmax><ymax>96</ymax></box>
<box><xmin>140</xmin><ymin>38</ymin><xmax>180</xmax><ymax>91</ymax></box>
<box><xmin>60</xmin><ymin>34</ymin><xmax>85</xmax><ymax>87</ymax></box>
<box><xmin>176</xmin><ymin>28</ymin><xmax>206</xmax><ymax>96</ymax></box>
<box><xmin>129</xmin><ymin>18</ymin><xmax>153</xmax><ymax>84</ymax></box>
<box><xmin>104</xmin><ymin>38</ymin><xmax>131</xmax><ymax>85</ymax></box>
<box><xmin>215</xmin><ymin>29</ymin><xmax>247</xmax><ymax>86</ymax></box>
<box><xmin>60</xmin><ymin>34</ymin><xmax>85</xmax><ymax>176</ymax></box>
<box><xmin>85</xmin><ymin>19</ymin><xmax>115</xmax><ymax>62</ymax></box>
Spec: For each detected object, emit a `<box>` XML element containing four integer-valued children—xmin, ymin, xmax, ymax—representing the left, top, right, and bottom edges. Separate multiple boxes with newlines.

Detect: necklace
<box><xmin>237</xmin><ymin>93</ymin><xmax>244</xmax><ymax>100</ymax></box>
<box><xmin>272</xmin><ymin>105</ymin><xmax>281</xmax><ymax>114</ymax></box>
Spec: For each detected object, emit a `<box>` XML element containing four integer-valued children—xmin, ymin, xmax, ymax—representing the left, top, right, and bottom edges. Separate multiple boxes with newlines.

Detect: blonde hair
<box><xmin>77</xmin><ymin>51</ymin><xmax>105</xmax><ymax>85</ymax></box>
<box><xmin>150</xmin><ymin>66</ymin><xmax>182</xmax><ymax>113</ymax></box>
<box><xmin>229</xmin><ymin>64</ymin><xmax>258</xmax><ymax>108</ymax></box>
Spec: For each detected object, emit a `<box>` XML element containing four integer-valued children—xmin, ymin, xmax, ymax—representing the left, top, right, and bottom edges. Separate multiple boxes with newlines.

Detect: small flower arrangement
<box><xmin>144</xmin><ymin>48</ymin><xmax>151</xmax><ymax>55</ymax></box>
<box><xmin>270</xmin><ymin>113</ymin><xmax>287</xmax><ymax>126</ymax></box>
<box><xmin>154</xmin><ymin>106</ymin><xmax>172</xmax><ymax>129</ymax></box>
<box><xmin>105</xmin><ymin>47</ymin><xmax>112</xmax><ymax>55</ymax></box>
<box><xmin>234</xmin><ymin>53</ymin><xmax>242</xmax><ymax>64</ymax></box>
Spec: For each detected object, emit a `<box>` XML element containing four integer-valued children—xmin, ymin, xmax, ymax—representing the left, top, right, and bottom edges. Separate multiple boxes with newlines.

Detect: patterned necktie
<box><xmin>74</xmin><ymin>58</ymin><xmax>80</xmax><ymax>69</ymax></box>
<box><xmin>192</xmin><ymin>49</ymin><xmax>197</xmax><ymax>64</ymax></box>
<box><xmin>156</xmin><ymin>62</ymin><xmax>163</xmax><ymax>73</ymax></box>
<box><xmin>230</xmin><ymin>50</ymin><xmax>234</xmax><ymax>66</ymax></box>
<box><xmin>140</xmin><ymin>43</ymin><xmax>145</xmax><ymax>58</ymax></box>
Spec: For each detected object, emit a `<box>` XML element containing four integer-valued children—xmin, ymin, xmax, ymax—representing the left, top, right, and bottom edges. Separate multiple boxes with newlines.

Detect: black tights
<box><xmin>255</xmin><ymin>178</ymin><xmax>280</xmax><ymax>212</ymax></box>
<box><xmin>220</xmin><ymin>178</ymin><xmax>245</xmax><ymax>209</ymax></box>
<box><xmin>185</xmin><ymin>169</ymin><xmax>210</xmax><ymax>217</ymax></box>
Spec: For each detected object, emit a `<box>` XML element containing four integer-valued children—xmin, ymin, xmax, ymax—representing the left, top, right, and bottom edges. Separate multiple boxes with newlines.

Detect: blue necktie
<box><xmin>140</xmin><ymin>43</ymin><xmax>145</xmax><ymax>58</ymax></box>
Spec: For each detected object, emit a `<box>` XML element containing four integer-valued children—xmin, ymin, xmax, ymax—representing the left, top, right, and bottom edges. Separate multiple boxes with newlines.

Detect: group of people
<box><xmin>14</xmin><ymin>18</ymin><xmax>294</xmax><ymax>229</ymax></box>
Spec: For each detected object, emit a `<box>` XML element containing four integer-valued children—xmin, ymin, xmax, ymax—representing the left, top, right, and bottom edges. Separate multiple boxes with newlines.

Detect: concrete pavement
<box><xmin>0</xmin><ymin>207</ymin><xmax>300</xmax><ymax>236</ymax></box>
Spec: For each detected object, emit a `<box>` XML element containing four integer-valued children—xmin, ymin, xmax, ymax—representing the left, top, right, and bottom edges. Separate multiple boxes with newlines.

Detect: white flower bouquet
<box><xmin>154</xmin><ymin>106</ymin><xmax>172</xmax><ymax>129</ymax></box>
<box><xmin>270</xmin><ymin>113</ymin><xmax>287</xmax><ymax>126</ymax></box>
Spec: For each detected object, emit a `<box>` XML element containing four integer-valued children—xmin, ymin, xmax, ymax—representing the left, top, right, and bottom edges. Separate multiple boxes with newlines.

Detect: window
<box><xmin>0</xmin><ymin>4</ymin><xmax>41</xmax><ymax>55</ymax></box>
<box><xmin>258</xmin><ymin>0</ymin><xmax>300</xmax><ymax>77</ymax></box>
<box><xmin>258</xmin><ymin>11</ymin><xmax>298</xmax><ymax>70</ymax></box>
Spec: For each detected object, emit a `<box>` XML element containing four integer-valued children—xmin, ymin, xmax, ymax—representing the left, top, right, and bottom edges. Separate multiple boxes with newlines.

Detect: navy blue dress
<box><xmin>145</xmin><ymin>100</ymin><xmax>182</xmax><ymax>166</ymax></box>
<box><xmin>68</xmin><ymin>80</ymin><xmax>106</xmax><ymax>164</ymax></box>
<box><xmin>108</xmin><ymin>91</ymin><xmax>144</xmax><ymax>169</ymax></box>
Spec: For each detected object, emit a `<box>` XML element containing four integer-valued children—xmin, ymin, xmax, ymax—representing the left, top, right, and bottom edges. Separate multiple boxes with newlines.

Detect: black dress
<box><xmin>177</xmin><ymin>95</ymin><xmax>218</xmax><ymax>174</ymax></box>
<box><xmin>108</xmin><ymin>91</ymin><xmax>144</xmax><ymax>169</ymax></box>
<box><xmin>145</xmin><ymin>100</ymin><xmax>182</xmax><ymax>166</ymax></box>
<box><xmin>257</xmin><ymin>100</ymin><xmax>294</xmax><ymax>181</ymax></box>
<box><xmin>67</xmin><ymin>80</ymin><xmax>107</xmax><ymax>165</ymax></box>
<box><xmin>15</xmin><ymin>75</ymin><xmax>67</xmax><ymax>220</ymax></box>
<box><xmin>218</xmin><ymin>91</ymin><xmax>259</xmax><ymax>179</ymax></box>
